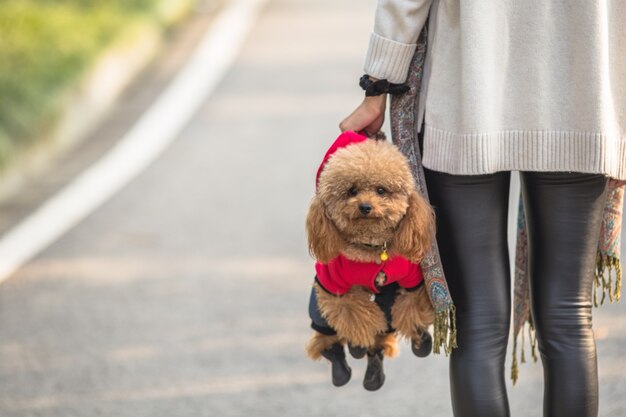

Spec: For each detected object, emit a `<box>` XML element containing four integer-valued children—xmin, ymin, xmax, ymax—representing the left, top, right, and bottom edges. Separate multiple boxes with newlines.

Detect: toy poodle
<box><xmin>305</xmin><ymin>131</ymin><xmax>436</xmax><ymax>391</ymax></box>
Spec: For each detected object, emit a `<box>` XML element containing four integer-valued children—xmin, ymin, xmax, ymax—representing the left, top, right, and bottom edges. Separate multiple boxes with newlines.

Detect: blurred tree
<box><xmin>0</xmin><ymin>0</ymin><xmax>179</xmax><ymax>167</ymax></box>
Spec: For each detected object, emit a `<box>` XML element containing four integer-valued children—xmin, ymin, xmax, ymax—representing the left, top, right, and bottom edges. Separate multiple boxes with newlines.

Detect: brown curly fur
<box><xmin>314</xmin><ymin>284</ymin><xmax>388</xmax><ymax>348</ymax></box>
<box><xmin>305</xmin><ymin>332</ymin><xmax>341</xmax><ymax>361</ymax></box>
<box><xmin>305</xmin><ymin>331</ymin><xmax>399</xmax><ymax>361</ymax></box>
<box><xmin>373</xmin><ymin>333</ymin><xmax>399</xmax><ymax>358</ymax></box>
<box><xmin>306</xmin><ymin>196</ymin><xmax>343</xmax><ymax>264</ymax></box>
<box><xmin>392</xmin><ymin>191</ymin><xmax>436</xmax><ymax>264</ymax></box>
<box><xmin>391</xmin><ymin>286</ymin><xmax>435</xmax><ymax>342</ymax></box>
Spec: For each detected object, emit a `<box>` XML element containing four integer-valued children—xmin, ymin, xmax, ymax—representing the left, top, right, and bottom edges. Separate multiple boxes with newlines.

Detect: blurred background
<box><xmin>0</xmin><ymin>0</ymin><xmax>624</xmax><ymax>416</ymax></box>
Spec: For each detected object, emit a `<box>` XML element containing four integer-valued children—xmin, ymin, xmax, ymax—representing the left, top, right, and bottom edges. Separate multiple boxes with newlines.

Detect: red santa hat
<box><xmin>316</xmin><ymin>130</ymin><xmax>368</xmax><ymax>189</ymax></box>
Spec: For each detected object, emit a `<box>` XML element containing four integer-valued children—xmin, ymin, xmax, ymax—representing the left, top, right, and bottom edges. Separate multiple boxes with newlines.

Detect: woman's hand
<box><xmin>339</xmin><ymin>95</ymin><xmax>387</xmax><ymax>135</ymax></box>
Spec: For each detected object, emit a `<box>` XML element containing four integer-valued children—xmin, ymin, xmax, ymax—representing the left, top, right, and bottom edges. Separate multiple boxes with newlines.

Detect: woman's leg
<box><xmin>424</xmin><ymin>168</ymin><xmax>512</xmax><ymax>417</ymax></box>
<box><xmin>520</xmin><ymin>172</ymin><xmax>608</xmax><ymax>417</ymax></box>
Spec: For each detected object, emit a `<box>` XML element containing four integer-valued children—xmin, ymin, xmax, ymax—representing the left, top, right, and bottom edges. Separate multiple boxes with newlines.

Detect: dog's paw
<box><xmin>411</xmin><ymin>330</ymin><xmax>433</xmax><ymax>358</ymax></box>
<box><xmin>363</xmin><ymin>350</ymin><xmax>385</xmax><ymax>391</ymax></box>
<box><xmin>321</xmin><ymin>343</ymin><xmax>352</xmax><ymax>387</ymax></box>
<box><xmin>348</xmin><ymin>344</ymin><xmax>368</xmax><ymax>359</ymax></box>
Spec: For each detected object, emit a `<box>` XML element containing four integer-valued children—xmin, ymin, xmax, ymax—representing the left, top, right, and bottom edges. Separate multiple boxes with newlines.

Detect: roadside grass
<box><xmin>0</xmin><ymin>0</ymin><xmax>178</xmax><ymax>167</ymax></box>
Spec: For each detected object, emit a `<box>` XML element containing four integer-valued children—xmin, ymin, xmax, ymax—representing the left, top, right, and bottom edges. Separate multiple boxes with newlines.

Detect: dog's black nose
<box><xmin>359</xmin><ymin>203</ymin><xmax>372</xmax><ymax>215</ymax></box>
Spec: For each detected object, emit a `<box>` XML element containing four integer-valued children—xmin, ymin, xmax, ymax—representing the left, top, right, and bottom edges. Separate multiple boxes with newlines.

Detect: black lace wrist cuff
<box><xmin>359</xmin><ymin>74</ymin><xmax>410</xmax><ymax>96</ymax></box>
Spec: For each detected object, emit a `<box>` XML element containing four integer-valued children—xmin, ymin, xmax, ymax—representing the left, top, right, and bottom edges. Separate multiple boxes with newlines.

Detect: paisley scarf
<box><xmin>389</xmin><ymin>26</ymin><xmax>457</xmax><ymax>355</ymax></box>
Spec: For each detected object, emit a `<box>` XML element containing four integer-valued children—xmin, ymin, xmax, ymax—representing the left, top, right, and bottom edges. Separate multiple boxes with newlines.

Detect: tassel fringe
<box><xmin>510</xmin><ymin>318</ymin><xmax>538</xmax><ymax>385</ymax></box>
<box><xmin>433</xmin><ymin>305</ymin><xmax>457</xmax><ymax>355</ymax></box>
<box><xmin>594</xmin><ymin>253</ymin><xmax>622</xmax><ymax>307</ymax></box>
<box><xmin>511</xmin><ymin>338</ymin><xmax>519</xmax><ymax>384</ymax></box>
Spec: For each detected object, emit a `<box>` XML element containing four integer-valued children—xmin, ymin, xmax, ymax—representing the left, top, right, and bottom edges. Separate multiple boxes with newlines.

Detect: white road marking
<box><xmin>0</xmin><ymin>0</ymin><xmax>268</xmax><ymax>284</ymax></box>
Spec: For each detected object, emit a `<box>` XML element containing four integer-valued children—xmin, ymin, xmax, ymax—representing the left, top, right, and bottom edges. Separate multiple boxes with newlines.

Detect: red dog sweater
<box><xmin>315</xmin><ymin>255</ymin><xmax>423</xmax><ymax>295</ymax></box>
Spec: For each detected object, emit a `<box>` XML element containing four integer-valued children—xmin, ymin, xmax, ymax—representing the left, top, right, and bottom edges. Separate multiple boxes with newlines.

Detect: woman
<box><xmin>340</xmin><ymin>1</ymin><xmax>626</xmax><ymax>416</ymax></box>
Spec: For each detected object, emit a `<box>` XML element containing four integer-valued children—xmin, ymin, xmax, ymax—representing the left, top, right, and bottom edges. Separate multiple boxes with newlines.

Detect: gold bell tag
<box><xmin>380</xmin><ymin>242</ymin><xmax>389</xmax><ymax>261</ymax></box>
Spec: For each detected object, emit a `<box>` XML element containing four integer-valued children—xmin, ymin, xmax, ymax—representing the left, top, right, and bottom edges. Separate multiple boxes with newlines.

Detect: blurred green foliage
<box><xmin>0</xmin><ymin>0</ymin><xmax>169</xmax><ymax>165</ymax></box>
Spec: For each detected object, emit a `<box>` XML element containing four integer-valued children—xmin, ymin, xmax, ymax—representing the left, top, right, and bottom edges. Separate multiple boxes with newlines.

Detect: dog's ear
<box><xmin>393</xmin><ymin>191</ymin><xmax>436</xmax><ymax>264</ymax></box>
<box><xmin>306</xmin><ymin>195</ymin><xmax>343</xmax><ymax>263</ymax></box>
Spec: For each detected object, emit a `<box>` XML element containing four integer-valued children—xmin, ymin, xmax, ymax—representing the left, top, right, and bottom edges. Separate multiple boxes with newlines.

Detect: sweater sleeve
<box><xmin>397</xmin><ymin>262</ymin><xmax>424</xmax><ymax>289</ymax></box>
<box><xmin>364</xmin><ymin>0</ymin><xmax>434</xmax><ymax>84</ymax></box>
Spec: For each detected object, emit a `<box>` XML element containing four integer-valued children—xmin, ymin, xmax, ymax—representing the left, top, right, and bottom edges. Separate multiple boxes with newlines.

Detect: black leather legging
<box><xmin>423</xmin><ymin>168</ymin><xmax>608</xmax><ymax>417</ymax></box>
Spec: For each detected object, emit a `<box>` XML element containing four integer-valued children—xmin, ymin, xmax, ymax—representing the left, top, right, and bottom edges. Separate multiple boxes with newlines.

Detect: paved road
<box><xmin>0</xmin><ymin>0</ymin><xmax>625</xmax><ymax>416</ymax></box>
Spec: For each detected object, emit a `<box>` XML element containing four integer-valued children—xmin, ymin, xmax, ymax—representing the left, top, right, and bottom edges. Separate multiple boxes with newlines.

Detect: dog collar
<box><xmin>352</xmin><ymin>241</ymin><xmax>389</xmax><ymax>261</ymax></box>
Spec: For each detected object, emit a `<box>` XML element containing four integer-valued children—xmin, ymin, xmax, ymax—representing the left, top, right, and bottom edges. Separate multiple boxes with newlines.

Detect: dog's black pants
<box><xmin>424</xmin><ymin>168</ymin><xmax>608</xmax><ymax>417</ymax></box>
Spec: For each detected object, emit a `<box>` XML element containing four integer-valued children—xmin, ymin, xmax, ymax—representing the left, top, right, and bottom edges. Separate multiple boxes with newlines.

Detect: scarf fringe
<box><xmin>511</xmin><ymin>250</ymin><xmax>622</xmax><ymax>384</ymax></box>
<box><xmin>433</xmin><ymin>305</ymin><xmax>458</xmax><ymax>355</ymax></box>
<box><xmin>511</xmin><ymin>318</ymin><xmax>538</xmax><ymax>385</ymax></box>
<box><xmin>594</xmin><ymin>253</ymin><xmax>622</xmax><ymax>306</ymax></box>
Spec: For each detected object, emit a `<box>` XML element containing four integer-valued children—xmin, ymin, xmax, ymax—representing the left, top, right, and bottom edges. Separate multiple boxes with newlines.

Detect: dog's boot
<box><xmin>411</xmin><ymin>330</ymin><xmax>433</xmax><ymax>358</ymax></box>
<box><xmin>363</xmin><ymin>350</ymin><xmax>385</xmax><ymax>391</ymax></box>
<box><xmin>348</xmin><ymin>343</ymin><xmax>367</xmax><ymax>359</ymax></box>
<box><xmin>321</xmin><ymin>342</ymin><xmax>352</xmax><ymax>387</ymax></box>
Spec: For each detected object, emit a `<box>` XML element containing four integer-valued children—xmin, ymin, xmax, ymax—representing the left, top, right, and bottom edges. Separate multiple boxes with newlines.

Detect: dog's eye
<box><xmin>376</xmin><ymin>187</ymin><xmax>387</xmax><ymax>196</ymax></box>
<box><xmin>348</xmin><ymin>186</ymin><xmax>358</xmax><ymax>197</ymax></box>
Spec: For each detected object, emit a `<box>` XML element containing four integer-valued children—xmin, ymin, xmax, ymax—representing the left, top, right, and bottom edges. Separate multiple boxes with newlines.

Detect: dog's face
<box><xmin>319</xmin><ymin>144</ymin><xmax>411</xmax><ymax>247</ymax></box>
<box><xmin>307</xmin><ymin>139</ymin><xmax>435</xmax><ymax>264</ymax></box>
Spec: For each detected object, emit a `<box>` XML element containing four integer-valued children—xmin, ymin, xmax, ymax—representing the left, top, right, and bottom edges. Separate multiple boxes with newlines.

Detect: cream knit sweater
<box><xmin>364</xmin><ymin>0</ymin><xmax>626</xmax><ymax>179</ymax></box>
